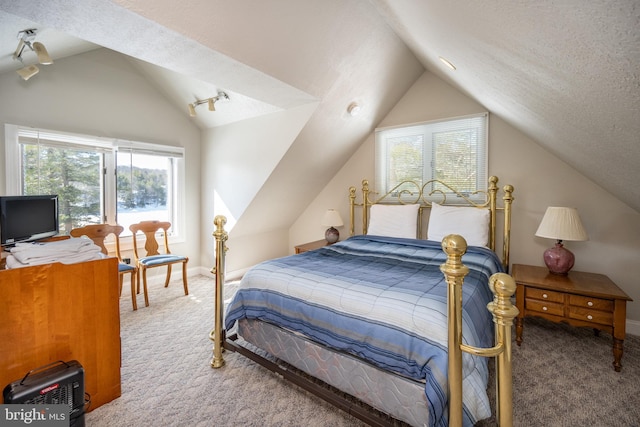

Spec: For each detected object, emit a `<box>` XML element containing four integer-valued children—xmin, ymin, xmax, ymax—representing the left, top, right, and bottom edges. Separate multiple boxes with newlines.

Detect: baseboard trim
<box><xmin>627</xmin><ymin>319</ymin><xmax>640</xmax><ymax>337</ymax></box>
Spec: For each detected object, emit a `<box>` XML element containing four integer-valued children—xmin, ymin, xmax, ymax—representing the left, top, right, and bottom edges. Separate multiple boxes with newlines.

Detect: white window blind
<box><xmin>375</xmin><ymin>113</ymin><xmax>488</xmax><ymax>202</ymax></box>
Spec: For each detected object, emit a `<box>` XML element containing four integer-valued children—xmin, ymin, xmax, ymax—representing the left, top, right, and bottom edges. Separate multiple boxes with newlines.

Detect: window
<box><xmin>5</xmin><ymin>125</ymin><xmax>185</xmax><ymax>237</ymax></box>
<box><xmin>375</xmin><ymin>113</ymin><xmax>488</xmax><ymax>202</ymax></box>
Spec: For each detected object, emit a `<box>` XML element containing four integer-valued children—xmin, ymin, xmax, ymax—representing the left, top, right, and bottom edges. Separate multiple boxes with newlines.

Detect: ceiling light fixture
<box><xmin>347</xmin><ymin>102</ymin><xmax>362</xmax><ymax>117</ymax></box>
<box><xmin>438</xmin><ymin>56</ymin><xmax>456</xmax><ymax>71</ymax></box>
<box><xmin>13</xmin><ymin>28</ymin><xmax>53</xmax><ymax>81</ymax></box>
<box><xmin>188</xmin><ymin>91</ymin><xmax>229</xmax><ymax>117</ymax></box>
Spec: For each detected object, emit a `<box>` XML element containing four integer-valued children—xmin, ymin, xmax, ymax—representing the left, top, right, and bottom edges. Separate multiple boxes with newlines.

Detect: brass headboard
<box><xmin>348</xmin><ymin>176</ymin><xmax>514</xmax><ymax>270</ymax></box>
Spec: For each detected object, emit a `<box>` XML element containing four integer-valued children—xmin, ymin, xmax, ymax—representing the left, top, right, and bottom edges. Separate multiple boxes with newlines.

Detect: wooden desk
<box><xmin>512</xmin><ymin>263</ymin><xmax>632</xmax><ymax>371</ymax></box>
<box><xmin>0</xmin><ymin>258</ymin><xmax>121</xmax><ymax>409</ymax></box>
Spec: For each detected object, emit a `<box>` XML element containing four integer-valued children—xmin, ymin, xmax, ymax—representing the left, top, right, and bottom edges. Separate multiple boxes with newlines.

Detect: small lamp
<box><xmin>322</xmin><ymin>209</ymin><xmax>343</xmax><ymax>244</ymax></box>
<box><xmin>535</xmin><ymin>207</ymin><xmax>589</xmax><ymax>275</ymax></box>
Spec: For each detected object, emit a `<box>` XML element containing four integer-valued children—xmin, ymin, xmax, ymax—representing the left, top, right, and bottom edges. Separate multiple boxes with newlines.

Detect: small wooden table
<box><xmin>294</xmin><ymin>239</ymin><xmax>331</xmax><ymax>254</ymax></box>
<box><xmin>512</xmin><ymin>264</ymin><xmax>632</xmax><ymax>372</ymax></box>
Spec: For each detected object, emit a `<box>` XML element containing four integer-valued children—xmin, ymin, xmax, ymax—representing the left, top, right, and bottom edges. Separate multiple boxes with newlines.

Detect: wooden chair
<box><xmin>129</xmin><ymin>220</ymin><xmax>188</xmax><ymax>303</ymax></box>
<box><xmin>70</xmin><ymin>223</ymin><xmax>143</xmax><ymax>310</ymax></box>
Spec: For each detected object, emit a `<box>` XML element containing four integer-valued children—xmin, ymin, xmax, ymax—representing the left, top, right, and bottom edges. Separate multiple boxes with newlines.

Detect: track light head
<box><xmin>16</xmin><ymin>64</ymin><xmax>39</xmax><ymax>81</ymax></box>
<box><xmin>188</xmin><ymin>103</ymin><xmax>196</xmax><ymax>117</ymax></box>
<box><xmin>208</xmin><ymin>98</ymin><xmax>215</xmax><ymax>112</ymax></box>
<box><xmin>32</xmin><ymin>42</ymin><xmax>53</xmax><ymax>65</ymax></box>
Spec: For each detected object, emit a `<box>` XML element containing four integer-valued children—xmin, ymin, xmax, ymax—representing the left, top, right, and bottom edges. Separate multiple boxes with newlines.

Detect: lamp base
<box><xmin>325</xmin><ymin>227</ymin><xmax>339</xmax><ymax>244</ymax></box>
<box><xmin>543</xmin><ymin>241</ymin><xmax>575</xmax><ymax>275</ymax></box>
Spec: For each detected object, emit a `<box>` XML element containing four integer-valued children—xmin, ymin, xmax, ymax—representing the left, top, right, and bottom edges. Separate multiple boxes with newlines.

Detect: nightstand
<box><xmin>294</xmin><ymin>239</ymin><xmax>330</xmax><ymax>254</ymax></box>
<box><xmin>512</xmin><ymin>263</ymin><xmax>632</xmax><ymax>372</ymax></box>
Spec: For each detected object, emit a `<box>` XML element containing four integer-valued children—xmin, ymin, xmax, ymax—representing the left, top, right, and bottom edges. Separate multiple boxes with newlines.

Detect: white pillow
<box><xmin>367</xmin><ymin>204</ymin><xmax>420</xmax><ymax>239</ymax></box>
<box><xmin>427</xmin><ymin>203</ymin><xmax>490</xmax><ymax>247</ymax></box>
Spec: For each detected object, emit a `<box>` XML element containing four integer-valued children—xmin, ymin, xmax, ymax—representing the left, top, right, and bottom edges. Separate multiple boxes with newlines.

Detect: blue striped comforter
<box><xmin>225</xmin><ymin>235</ymin><xmax>503</xmax><ymax>426</ymax></box>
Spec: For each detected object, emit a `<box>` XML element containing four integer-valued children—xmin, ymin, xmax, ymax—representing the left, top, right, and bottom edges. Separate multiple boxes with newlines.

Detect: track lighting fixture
<box><xmin>188</xmin><ymin>91</ymin><xmax>229</xmax><ymax>117</ymax></box>
<box><xmin>13</xmin><ymin>28</ymin><xmax>53</xmax><ymax>81</ymax></box>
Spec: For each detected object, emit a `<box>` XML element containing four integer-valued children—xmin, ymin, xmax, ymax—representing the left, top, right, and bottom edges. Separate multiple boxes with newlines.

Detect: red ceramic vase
<box><xmin>543</xmin><ymin>241</ymin><xmax>574</xmax><ymax>275</ymax></box>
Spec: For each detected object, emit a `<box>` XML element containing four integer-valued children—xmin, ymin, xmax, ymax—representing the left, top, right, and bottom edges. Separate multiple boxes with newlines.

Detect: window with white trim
<box><xmin>4</xmin><ymin>125</ymin><xmax>185</xmax><ymax>237</ymax></box>
<box><xmin>375</xmin><ymin>113</ymin><xmax>488</xmax><ymax>202</ymax></box>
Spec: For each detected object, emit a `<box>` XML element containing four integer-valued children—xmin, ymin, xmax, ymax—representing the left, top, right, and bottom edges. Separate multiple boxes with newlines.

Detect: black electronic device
<box><xmin>3</xmin><ymin>360</ymin><xmax>86</xmax><ymax>427</ymax></box>
<box><xmin>0</xmin><ymin>194</ymin><xmax>59</xmax><ymax>247</ymax></box>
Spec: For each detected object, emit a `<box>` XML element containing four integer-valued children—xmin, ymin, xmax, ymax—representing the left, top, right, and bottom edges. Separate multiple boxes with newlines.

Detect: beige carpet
<box><xmin>85</xmin><ymin>275</ymin><xmax>640</xmax><ymax>426</ymax></box>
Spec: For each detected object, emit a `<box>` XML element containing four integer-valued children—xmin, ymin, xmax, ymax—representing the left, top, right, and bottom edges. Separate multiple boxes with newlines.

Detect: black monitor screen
<box><xmin>0</xmin><ymin>195</ymin><xmax>59</xmax><ymax>246</ymax></box>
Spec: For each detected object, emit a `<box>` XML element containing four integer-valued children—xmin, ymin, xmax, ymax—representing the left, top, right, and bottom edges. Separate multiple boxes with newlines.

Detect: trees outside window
<box><xmin>7</xmin><ymin>125</ymin><xmax>184</xmax><ymax>237</ymax></box>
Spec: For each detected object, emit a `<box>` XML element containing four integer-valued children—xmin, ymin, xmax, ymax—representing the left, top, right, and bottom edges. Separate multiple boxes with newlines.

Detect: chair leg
<box><xmin>136</xmin><ymin>269</ymin><xmax>141</xmax><ymax>294</ymax></box>
<box><xmin>130</xmin><ymin>271</ymin><xmax>138</xmax><ymax>311</ymax></box>
<box><xmin>142</xmin><ymin>268</ymin><xmax>150</xmax><ymax>307</ymax></box>
<box><xmin>164</xmin><ymin>265</ymin><xmax>172</xmax><ymax>287</ymax></box>
<box><xmin>182</xmin><ymin>261</ymin><xmax>189</xmax><ymax>295</ymax></box>
<box><xmin>119</xmin><ymin>274</ymin><xmax>124</xmax><ymax>296</ymax></box>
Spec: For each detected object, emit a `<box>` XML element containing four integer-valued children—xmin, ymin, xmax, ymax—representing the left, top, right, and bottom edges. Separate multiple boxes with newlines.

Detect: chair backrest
<box><xmin>129</xmin><ymin>220</ymin><xmax>172</xmax><ymax>259</ymax></box>
<box><xmin>69</xmin><ymin>223</ymin><xmax>125</xmax><ymax>259</ymax></box>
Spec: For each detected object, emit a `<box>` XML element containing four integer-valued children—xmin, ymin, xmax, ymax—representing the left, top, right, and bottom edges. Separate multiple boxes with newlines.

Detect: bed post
<box><xmin>361</xmin><ymin>179</ymin><xmax>370</xmax><ymax>234</ymax></box>
<box><xmin>488</xmin><ymin>176</ymin><xmax>499</xmax><ymax>252</ymax></box>
<box><xmin>210</xmin><ymin>215</ymin><xmax>228</xmax><ymax>369</ymax></box>
<box><xmin>349</xmin><ymin>185</ymin><xmax>356</xmax><ymax>237</ymax></box>
<box><xmin>502</xmin><ymin>185</ymin><xmax>514</xmax><ymax>272</ymax></box>
<box><xmin>488</xmin><ymin>272</ymin><xmax>519</xmax><ymax>426</ymax></box>
<box><xmin>441</xmin><ymin>235</ymin><xmax>519</xmax><ymax>427</ymax></box>
<box><xmin>440</xmin><ymin>235</ymin><xmax>468</xmax><ymax>427</ymax></box>
<box><xmin>349</xmin><ymin>179</ymin><xmax>371</xmax><ymax>236</ymax></box>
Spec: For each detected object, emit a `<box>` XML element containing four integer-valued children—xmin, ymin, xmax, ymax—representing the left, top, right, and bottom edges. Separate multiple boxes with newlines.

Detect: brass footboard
<box><xmin>210</xmin><ymin>218</ymin><xmax>518</xmax><ymax>426</ymax></box>
<box><xmin>441</xmin><ymin>234</ymin><xmax>519</xmax><ymax>427</ymax></box>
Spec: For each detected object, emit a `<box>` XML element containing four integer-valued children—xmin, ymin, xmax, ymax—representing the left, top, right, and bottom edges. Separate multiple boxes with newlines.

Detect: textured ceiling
<box><xmin>373</xmin><ymin>0</ymin><xmax>640</xmax><ymax>212</ymax></box>
<box><xmin>0</xmin><ymin>6</ymin><xmax>304</xmax><ymax>129</ymax></box>
<box><xmin>1</xmin><ymin>0</ymin><xmax>639</xmax><ymax>213</ymax></box>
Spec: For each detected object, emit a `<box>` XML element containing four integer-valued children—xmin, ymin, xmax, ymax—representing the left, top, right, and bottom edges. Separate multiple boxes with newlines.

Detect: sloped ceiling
<box><xmin>1</xmin><ymin>0</ymin><xmax>639</xmax><ymax>214</ymax></box>
<box><xmin>373</xmin><ymin>0</ymin><xmax>640</xmax><ymax>213</ymax></box>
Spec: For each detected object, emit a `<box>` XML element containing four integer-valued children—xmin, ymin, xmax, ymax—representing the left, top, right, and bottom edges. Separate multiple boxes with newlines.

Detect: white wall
<box><xmin>199</xmin><ymin>102</ymin><xmax>317</xmax><ymax>273</ymax></box>
<box><xmin>0</xmin><ymin>49</ymin><xmax>202</xmax><ymax>277</ymax></box>
<box><xmin>291</xmin><ymin>71</ymin><xmax>640</xmax><ymax>327</ymax></box>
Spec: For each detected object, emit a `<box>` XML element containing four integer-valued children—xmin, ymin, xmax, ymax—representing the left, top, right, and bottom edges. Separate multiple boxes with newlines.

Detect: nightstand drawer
<box><xmin>525</xmin><ymin>287</ymin><xmax>564</xmax><ymax>303</ymax></box>
<box><xmin>525</xmin><ymin>298</ymin><xmax>564</xmax><ymax>316</ymax></box>
<box><xmin>569</xmin><ymin>294</ymin><xmax>613</xmax><ymax>311</ymax></box>
<box><xmin>569</xmin><ymin>306</ymin><xmax>613</xmax><ymax>325</ymax></box>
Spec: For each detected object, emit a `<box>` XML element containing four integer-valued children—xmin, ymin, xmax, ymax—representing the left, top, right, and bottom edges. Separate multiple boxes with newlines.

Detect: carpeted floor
<box><xmin>86</xmin><ymin>275</ymin><xmax>640</xmax><ymax>426</ymax></box>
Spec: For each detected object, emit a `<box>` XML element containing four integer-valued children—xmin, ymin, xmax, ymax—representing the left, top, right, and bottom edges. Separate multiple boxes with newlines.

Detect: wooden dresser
<box><xmin>512</xmin><ymin>263</ymin><xmax>632</xmax><ymax>371</ymax></box>
<box><xmin>0</xmin><ymin>258</ymin><xmax>121</xmax><ymax>409</ymax></box>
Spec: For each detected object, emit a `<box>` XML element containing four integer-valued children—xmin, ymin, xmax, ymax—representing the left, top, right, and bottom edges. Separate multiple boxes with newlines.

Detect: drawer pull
<box><xmin>587</xmin><ymin>315</ymin><xmax>593</xmax><ymax>320</ymax></box>
<box><xmin>542</xmin><ymin>306</ymin><xmax>548</xmax><ymax>311</ymax></box>
<box><xmin>542</xmin><ymin>293</ymin><xmax>548</xmax><ymax>299</ymax></box>
<box><xmin>587</xmin><ymin>301</ymin><xmax>594</xmax><ymax>307</ymax></box>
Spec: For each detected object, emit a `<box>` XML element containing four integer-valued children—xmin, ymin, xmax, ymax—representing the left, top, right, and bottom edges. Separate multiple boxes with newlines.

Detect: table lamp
<box><xmin>535</xmin><ymin>207</ymin><xmax>588</xmax><ymax>275</ymax></box>
<box><xmin>322</xmin><ymin>209</ymin><xmax>343</xmax><ymax>244</ymax></box>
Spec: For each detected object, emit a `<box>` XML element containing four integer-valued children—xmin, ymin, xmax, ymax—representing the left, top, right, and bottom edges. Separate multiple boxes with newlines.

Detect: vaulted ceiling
<box><xmin>1</xmin><ymin>1</ymin><xmax>638</xmax><ymax>212</ymax></box>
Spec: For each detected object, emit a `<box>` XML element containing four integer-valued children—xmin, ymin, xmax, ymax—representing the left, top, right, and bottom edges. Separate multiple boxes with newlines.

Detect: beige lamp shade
<box><xmin>535</xmin><ymin>207</ymin><xmax>588</xmax><ymax>242</ymax></box>
<box><xmin>322</xmin><ymin>209</ymin><xmax>344</xmax><ymax>227</ymax></box>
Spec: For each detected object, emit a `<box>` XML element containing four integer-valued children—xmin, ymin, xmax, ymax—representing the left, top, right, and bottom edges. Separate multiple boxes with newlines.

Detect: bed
<box><xmin>210</xmin><ymin>176</ymin><xmax>518</xmax><ymax>427</ymax></box>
